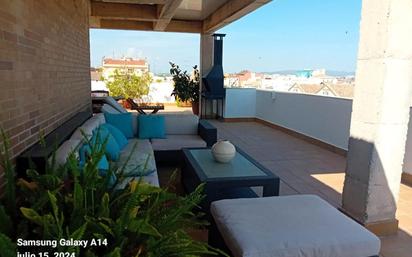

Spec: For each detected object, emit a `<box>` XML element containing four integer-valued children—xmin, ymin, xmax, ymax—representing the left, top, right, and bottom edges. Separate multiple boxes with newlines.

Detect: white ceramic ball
<box><xmin>211</xmin><ymin>140</ymin><xmax>236</xmax><ymax>163</ymax></box>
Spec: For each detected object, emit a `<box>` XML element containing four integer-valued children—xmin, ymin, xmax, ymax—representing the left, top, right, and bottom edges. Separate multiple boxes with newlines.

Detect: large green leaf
<box><xmin>70</xmin><ymin>222</ymin><xmax>87</xmax><ymax>240</ymax></box>
<box><xmin>47</xmin><ymin>191</ymin><xmax>63</xmax><ymax>237</ymax></box>
<box><xmin>0</xmin><ymin>232</ymin><xmax>16</xmax><ymax>257</ymax></box>
<box><xmin>105</xmin><ymin>247</ymin><xmax>121</xmax><ymax>257</ymax></box>
<box><xmin>20</xmin><ymin>207</ymin><xmax>43</xmax><ymax>225</ymax></box>
<box><xmin>98</xmin><ymin>193</ymin><xmax>110</xmax><ymax>218</ymax></box>
<box><xmin>73</xmin><ymin>181</ymin><xmax>84</xmax><ymax>212</ymax></box>
<box><xmin>0</xmin><ymin>205</ymin><xmax>12</xmax><ymax>235</ymax></box>
<box><xmin>128</xmin><ymin>219</ymin><xmax>161</xmax><ymax>237</ymax></box>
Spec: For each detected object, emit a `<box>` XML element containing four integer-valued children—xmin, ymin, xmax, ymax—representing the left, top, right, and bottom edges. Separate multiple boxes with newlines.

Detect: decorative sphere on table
<box><xmin>211</xmin><ymin>140</ymin><xmax>236</xmax><ymax>163</ymax></box>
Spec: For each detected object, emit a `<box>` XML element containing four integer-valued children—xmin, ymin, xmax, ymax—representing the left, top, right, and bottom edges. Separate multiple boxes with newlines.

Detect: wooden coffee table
<box><xmin>182</xmin><ymin>147</ymin><xmax>280</xmax><ymax>211</ymax></box>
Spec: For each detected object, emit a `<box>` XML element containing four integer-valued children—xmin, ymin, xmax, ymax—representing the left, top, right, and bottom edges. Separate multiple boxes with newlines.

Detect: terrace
<box><xmin>1</xmin><ymin>0</ymin><xmax>412</xmax><ymax>257</ymax></box>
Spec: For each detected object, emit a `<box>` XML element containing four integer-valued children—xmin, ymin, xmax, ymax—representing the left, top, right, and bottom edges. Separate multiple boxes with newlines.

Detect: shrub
<box><xmin>105</xmin><ymin>69</ymin><xmax>152</xmax><ymax>100</ymax></box>
<box><xmin>0</xmin><ymin>130</ymin><xmax>226</xmax><ymax>257</ymax></box>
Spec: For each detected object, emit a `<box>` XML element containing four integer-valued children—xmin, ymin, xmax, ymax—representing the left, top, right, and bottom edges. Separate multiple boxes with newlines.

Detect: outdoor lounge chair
<box><xmin>126</xmin><ymin>98</ymin><xmax>164</xmax><ymax>115</ymax></box>
<box><xmin>209</xmin><ymin>195</ymin><xmax>380</xmax><ymax>257</ymax></box>
<box><xmin>103</xmin><ymin>96</ymin><xmax>128</xmax><ymax>113</ymax></box>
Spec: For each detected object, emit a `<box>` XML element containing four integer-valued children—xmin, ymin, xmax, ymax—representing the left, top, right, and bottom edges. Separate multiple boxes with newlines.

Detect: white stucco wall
<box><xmin>255</xmin><ymin>90</ymin><xmax>352</xmax><ymax>150</ymax></box>
<box><xmin>224</xmin><ymin>88</ymin><xmax>256</xmax><ymax>118</ymax></box>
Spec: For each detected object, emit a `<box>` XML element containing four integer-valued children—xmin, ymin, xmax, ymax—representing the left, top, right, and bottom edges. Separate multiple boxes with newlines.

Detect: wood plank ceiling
<box><xmin>90</xmin><ymin>0</ymin><xmax>272</xmax><ymax>33</ymax></box>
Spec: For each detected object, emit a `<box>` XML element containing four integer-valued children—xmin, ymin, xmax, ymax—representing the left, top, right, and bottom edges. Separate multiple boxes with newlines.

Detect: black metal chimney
<box><xmin>202</xmin><ymin>34</ymin><xmax>226</xmax><ymax>98</ymax></box>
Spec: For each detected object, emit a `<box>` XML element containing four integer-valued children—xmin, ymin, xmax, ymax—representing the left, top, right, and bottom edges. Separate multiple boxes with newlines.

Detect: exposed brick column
<box><xmin>342</xmin><ymin>0</ymin><xmax>412</xmax><ymax>235</ymax></box>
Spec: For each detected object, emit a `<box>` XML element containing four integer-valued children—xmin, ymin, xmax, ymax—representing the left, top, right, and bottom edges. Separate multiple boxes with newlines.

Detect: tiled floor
<box><xmin>207</xmin><ymin>120</ymin><xmax>412</xmax><ymax>257</ymax></box>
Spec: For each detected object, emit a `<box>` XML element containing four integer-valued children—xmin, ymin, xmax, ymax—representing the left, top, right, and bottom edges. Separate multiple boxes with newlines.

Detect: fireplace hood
<box><xmin>202</xmin><ymin>34</ymin><xmax>226</xmax><ymax>98</ymax></box>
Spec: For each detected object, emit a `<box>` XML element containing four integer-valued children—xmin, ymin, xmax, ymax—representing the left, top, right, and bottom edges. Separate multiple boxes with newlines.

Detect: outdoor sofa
<box><xmin>16</xmin><ymin>98</ymin><xmax>216</xmax><ymax>188</ymax></box>
<box><xmin>100</xmin><ymin>97</ymin><xmax>217</xmax><ymax>165</ymax></box>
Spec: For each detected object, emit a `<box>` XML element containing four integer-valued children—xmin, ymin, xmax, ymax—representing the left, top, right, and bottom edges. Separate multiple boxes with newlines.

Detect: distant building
<box><xmin>224</xmin><ymin>70</ymin><xmax>264</xmax><ymax>88</ymax></box>
<box><xmin>90</xmin><ymin>67</ymin><xmax>102</xmax><ymax>81</ymax></box>
<box><xmin>102</xmin><ymin>57</ymin><xmax>149</xmax><ymax>79</ymax></box>
<box><xmin>287</xmin><ymin>83</ymin><xmax>354</xmax><ymax>98</ymax></box>
<box><xmin>296</xmin><ymin>70</ymin><xmax>313</xmax><ymax>78</ymax></box>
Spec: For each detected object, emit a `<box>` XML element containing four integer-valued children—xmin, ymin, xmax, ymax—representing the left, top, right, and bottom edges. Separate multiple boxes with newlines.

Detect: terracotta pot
<box><xmin>121</xmin><ymin>99</ymin><xmax>131</xmax><ymax>109</ymax></box>
<box><xmin>191</xmin><ymin>101</ymin><xmax>199</xmax><ymax>115</ymax></box>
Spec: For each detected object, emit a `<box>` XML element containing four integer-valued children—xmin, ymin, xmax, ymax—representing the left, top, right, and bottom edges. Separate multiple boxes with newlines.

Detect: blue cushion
<box><xmin>104</xmin><ymin>112</ymin><xmax>134</xmax><ymax>138</ymax></box>
<box><xmin>101</xmin><ymin>123</ymin><xmax>128</xmax><ymax>150</ymax></box>
<box><xmin>92</xmin><ymin>126</ymin><xmax>120</xmax><ymax>161</ymax></box>
<box><xmin>78</xmin><ymin>144</ymin><xmax>116</xmax><ymax>186</ymax></box>
<box><xmin>99</xmin><ymin>169</ymin><xmax>117</xmax><ymax>187</ymax></box>
<box><xmin>138</xmin><ymin>115</ymin><xmax>166</xmax><ymax>139</ymax></box>
<box><xmin>78</xmin><ymin>144</ymin><xmax>109</xmax><ymax>170</ymax></box>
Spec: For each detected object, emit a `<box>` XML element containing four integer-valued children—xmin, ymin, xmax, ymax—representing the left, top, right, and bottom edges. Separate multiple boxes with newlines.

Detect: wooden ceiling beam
<box><xmin>153</xmin><ymin>0</ymin><xmax>184</xmax><ymax>31</ymax></box>
<box><xmin>97</xmin><ymin>19</ymin><xmax>202</xmax><ymax>33</ymax></box>
<box><xmin>99</xmin><ymin>19</ymin><xmax>154</xmax><ymax>31</ymax></box>
<box><xmin>91</xmin><ymin>1</ymin><xmax>157</xmax><ymax>21</ymax></box>
<box><xmin>96</xmin><ymin>0</ymin><xmax>168</xmax><ymax>4</ymax></box>
<box><xmin>165</xmin><ymin>19</ymin><xmax>202</xmax><ymax>33</ymax></box>
<box><xmin>203</xmin><ymin>0</ymin><xmax>271</xmax><ymax>33</ymax></box>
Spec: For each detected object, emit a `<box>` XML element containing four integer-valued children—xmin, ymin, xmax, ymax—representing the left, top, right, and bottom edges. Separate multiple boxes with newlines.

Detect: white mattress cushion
<box><xmin>70</xmin><ymin>115</ymin><xmax>102</xmax><ymax>140</ymax></box>
<box><xmin>163</xmin><ymin>114</ymin><xmax>199</xmax><ymax>135</ymax></box>
<box><xmin>101</xmin><ymin>104</ymin><xmax>120</xmax><ymax>114</ymax></box>
<box><xmin>151</xmin><ymin>135</ymin><xmax>206</xmax><ymax>151</ymax></box>
<box><xmin>211</xmin><ymin>195</ymin><xmax>380</xmax><ymax>257</ymax></box>
<box><xmin>104</xmin><ymin>97</ymin><xmax>128</xmax><ymax>113</ymax></box>
<box><xmin>95</xmin><ymin>113</ymin><xmax>105</xmax><ymax>125</ymax></box>
<box><xmin>52</xmin><ymin>139</ymin><xmax>82</xmax><ymax>166</ymax></box>
<box><xmin>115</xmin><ymin>139</ymin><xmax>159</xmax><ymax>188</ymax></box>
<box><xmin>115</xmin><ymin>172</ymin><xmax>159</xmax><ymax>189</ymax></box>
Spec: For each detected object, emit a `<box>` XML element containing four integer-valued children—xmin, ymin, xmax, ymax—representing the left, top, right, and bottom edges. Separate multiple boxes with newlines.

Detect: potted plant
<box><xmin>169</xmin><ymin>62</ymin><xmax>200</xmax><ymax>115</ymax></box>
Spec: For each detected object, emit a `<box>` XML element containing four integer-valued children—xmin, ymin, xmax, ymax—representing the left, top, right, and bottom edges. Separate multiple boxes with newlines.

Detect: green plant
<box><xmin>0</xmin><ymin>130</ymin><xmax>226</xmax><ymax>256</ymax></box>
<box><xmin>170</xmin><ymin>62</ymin><xmax>200</xmax><ymax>103</ymax></box>
<box><xmin>0</xmin><ymin>129</ymin><xmax>17</xmax><ymax>257</ymax></box>
<box><xmin>105</xmin><ymin>69</ymin><xmax>152</xmax><ymax>100</ymax></box>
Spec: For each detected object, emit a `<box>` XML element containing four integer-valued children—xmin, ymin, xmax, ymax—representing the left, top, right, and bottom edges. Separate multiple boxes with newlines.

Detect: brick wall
<box><xmin>0</xmin><ymin>0</ymin><xmax>91</xmax><ymax>190</ymax></box>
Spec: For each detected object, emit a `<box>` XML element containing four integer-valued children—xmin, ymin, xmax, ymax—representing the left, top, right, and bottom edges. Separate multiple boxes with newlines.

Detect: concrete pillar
<box><xmin>342</xmin><ymin>0</ymin><xmax>412</xmax><ymax>235</ymax></box>
<box><xmin>199</xmin><ymin>33</ymin><xmax>214</xmax><ymax>118</ymax></box>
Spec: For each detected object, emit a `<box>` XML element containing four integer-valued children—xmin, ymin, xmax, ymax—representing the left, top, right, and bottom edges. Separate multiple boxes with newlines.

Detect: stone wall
<box><xmin>0</xmin><ymin>0</ymin><xmax>91</xmax><ymax>189</ymax></box>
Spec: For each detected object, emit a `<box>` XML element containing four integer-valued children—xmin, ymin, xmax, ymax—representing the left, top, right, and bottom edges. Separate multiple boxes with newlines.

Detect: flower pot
<box><xmin>191</xmin><ymin>101</ymin><xmax>199</xmax><ymax>115</ymax></box>
<box><xmin>177</xmin><ymin>100</ymin><xmax>192</xmax><ymax>107</ymax></box>
<box><xmin>211</xmin><ymin>140</ymin><xmax>236</xmax><ymax>163</ymax></box>
<box><xmin>121</xmin><ymin>99</ymin><xmax>131</xmax><ymax>109</ymax></box>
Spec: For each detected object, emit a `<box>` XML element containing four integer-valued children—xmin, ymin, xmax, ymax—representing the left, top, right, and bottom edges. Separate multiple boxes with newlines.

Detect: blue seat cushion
<box><xmin>104</xmin><ymin>112</ymin><xmax>134</xmax><ymax>138</ymax></box>
<box><xmin>138</xmin><ymin>115</ymin><xmax>166</xmax><ymax>139</ymax></box>
<box><xmin>92</xmin><ymin>126</ymin><xmax>120</xmax><ymax>161</ymax></box>
<box><xmin>78</xmin><ymin>144</ymin><xmax>116</xmax><ymax>186</ymax></box>
<box><xmin>79</xmin><ymin>144</ymin><xmax>109</xmax><ymax>170</ymax></box>
<box><xmin>100</xmin><ymin>123</ymin><xmax>128</xmax><ymax>150</ymax></box>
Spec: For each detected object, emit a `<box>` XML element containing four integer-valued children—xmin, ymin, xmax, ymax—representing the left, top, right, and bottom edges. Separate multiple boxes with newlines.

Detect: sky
<box><xmin>89</xmin><ymin>0</ymin><xmax>362</xmax><ymax>74</ymax></box>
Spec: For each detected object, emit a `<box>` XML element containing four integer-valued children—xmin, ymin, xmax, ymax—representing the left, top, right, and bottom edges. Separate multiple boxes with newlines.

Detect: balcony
<box><xmin>220</xmin><ymin>88</ymin><xmax>412</xmax><ymax>257</ymax></box>
<box><xmin>1</xmin><ymin>0</ymin><xmax>412</xmax><ymax>256</ymax></box>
